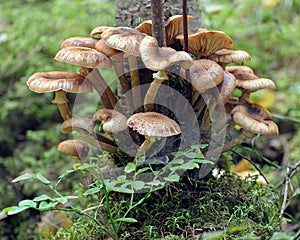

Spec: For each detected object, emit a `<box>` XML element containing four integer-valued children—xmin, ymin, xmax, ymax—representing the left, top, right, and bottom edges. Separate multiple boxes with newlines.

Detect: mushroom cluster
<box><xmin>26</xmin><ymin>15</ymin><xmax>278</xmax><ymax>165</ymax></box>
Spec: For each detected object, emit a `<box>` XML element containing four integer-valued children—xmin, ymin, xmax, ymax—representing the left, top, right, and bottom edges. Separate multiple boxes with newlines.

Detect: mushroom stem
<box><xmin>87</xmin><ymin>69</ymin><xmax>118</xmax><ymax>109</ymax></box>
<box><xmin>222</xmin><ymin>130</ymin><xmax>253</xmax><ymax>152</ymax></box>
<box><xmin>135</xmin><ymin>136</ymin><xmax>156</xmax><ymax>159</ymax></box>
<box><xmin>126</xmin><ymin>55</ymin><xmax>142</xmax><ymax>111</ymax></box>
<box><xmin>112</xmin><ymin>62</ymin><xmax>134</xmax><ymax>112</ymax></box>
<box><xmin>51</xmin><ymin>90</ymin><xmax>72</xmax><ymax>120</ymax></box>
<box><xmin>144</xmin><ymin>70</ymin><xmax>168</xmax><ymax>112</ymax></box>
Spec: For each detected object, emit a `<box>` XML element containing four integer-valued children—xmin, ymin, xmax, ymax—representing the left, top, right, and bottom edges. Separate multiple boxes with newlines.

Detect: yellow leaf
<box><xmin>230</xmin><ymin>158</ymin><xmax>251</xmax><ymax>173</ymax></box>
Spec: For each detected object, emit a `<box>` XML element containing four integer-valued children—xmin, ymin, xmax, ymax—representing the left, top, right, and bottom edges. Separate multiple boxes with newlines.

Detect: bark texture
<box><xmin>115</xmin><ymin>0</ymin><xmax>203</xmax><ymax>29</ymax></box>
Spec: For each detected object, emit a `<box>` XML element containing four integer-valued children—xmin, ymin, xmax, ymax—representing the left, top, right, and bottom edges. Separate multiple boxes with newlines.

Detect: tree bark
<box><xmin>115</xmin><ymin>0</ymin><xmax>203</xmax><ymax>29</ymax></box>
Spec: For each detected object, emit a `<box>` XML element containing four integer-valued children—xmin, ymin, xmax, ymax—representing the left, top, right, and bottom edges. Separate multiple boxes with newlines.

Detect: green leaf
<box><xmin>135</xmin><ymin>167</ymin><xmax>151</xmax><ymax>175</ymax></box>
<box><xmin>77</xmin><ymin>163</ymin><xmax>97</xmax><ymax>170</ymax></box>
<box><xmin>115</xmin><ymin>217</ymin><xmax>138</xmax><ymax>223</ymax></box>
<box><xmin>38</xmin><ymin>201</ymin><xmax>58</xmax><ymax>210</ymax></box>
<box><xmin>58</xmin><ymin>169</ymin><xmax>76</xmax><ymax>180</ymax></box>
<box><xmin>33</xmin><ymin>195</ymin><xmax>51</xmax><ymax>202</ymax></box>
<box><xmin>36</xmin><ymin>173</ymin><xmax>51</xmax><ymax>185</ymax></box>
<box><xmin>131</xmin><ymin>181</ymin><xmax>145</xmax><ymax>190</ymax></box>
<box><xmin>2</xmin><ymin>206</ymin><xmax>17</xmax><ymax>214</ymax></box>
<box><xmin>202</xmin><ymin>230</ymin><xmax>226</xmax><ymax>240</ymax></box>
<box><xmin>18</xmin><ymin>200</ymin><xmax>37</xmax><ymax>208</ymax></box>
<box><xmin>124</xmin><ymin>162</ymin><xmax>136</xmax><ymax>173</ymax></box>
<box><xmin>192</xmin><ymin>159</ymin><xmax>213</xmax><ymax>164</ymax></box>
<box><xmin>83</xmin><ymin>187</ymin><xmax>101</xmax><ymax>196</ymax></box>
<box><xmin>164</xmin><ymin>174</ymin><xmax>180</xmax><ymax>182</ymax></box>
<box><xmin>170</xmin><ymin>158</ymin><xmax>185</xmax><ymax>165</ymax></box>
<box><xmin>191</xmin><ymin>144</ymin><xmax>208</xmax><ymax>149</ymax></box>
<box><xmin>7</xmin><ymin>206</ymin><xmax>29</xmax><ymax>215</ymax></box>
<box><xmin>12</xmin><ymin>173</ymin><xmax>34</xmax><ymax>183</ymax></box>
<box><xmin>270</xmin><ymin>232</ymin><xmax>294</xmax><ymax>240</ymax></box>
<box><xmin>111</xmin><ymin>186</ymin><xmax>134</xmax><ymax>194</ymax></box>
<box><xmin>185</xmin><ymin>152</ymin><xmax>204</xmax><ymax>159</ymax></box>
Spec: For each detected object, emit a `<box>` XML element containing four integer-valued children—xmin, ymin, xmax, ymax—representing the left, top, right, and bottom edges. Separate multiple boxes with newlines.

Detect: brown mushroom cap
<box><xmin>176</xmin><ymin>29</ymin><xmax>233</xmax><ymax>58</ymax></box>
<box><xmin>135</xmin><ymin>15</ymin><xmax>194</xmax><ymax>46</ymax></box>
<box><xmin>231</xmin><ymin>103</ymin><xmax>278</xmax><ymax>135</ymax></box>
<box><xmin>165</xmin><ymin>15</ymin><xmax>194</xmax><ymax>46</ymax></box>
<box><xmin>180</xmin><ymin>59</ymin><xmax>224</xmax><ymax>92</ymax></box>
<box><xmin>90</xmin><ymin>26</ymin><xmax>113</xmax><ymax>38</ymax></box>
<box><xmin>226</xmin><ymin>65</ymin><xmax>254</xmax><ymax>76</ymax></box>
<box><xmin>140</xmin><ymin>35</ymin><xmax>193</xmax><ymax>71</ymax></box>
<box><xmin>127</xmin><ymin>112</ymin><xmax>181</xmax><ymax>137</ymax></box>
<box><xmin>61</xmin><ymin>117</ymin><xmax>95</xmax><ymax>135</ymax></box>
<box><xmin>58</xmin><ymin>139</ymin><xmax>89</xmax><ymax>159</ymax></box>
<box><xmin>208</xmin><ymin>49</ymin><xmax>251</xmax><ymax>64</ymax></box>
<box><xmin>60</xmin><ymin>37</ymin><xmax>98</xmax><ymax>49</ymax></box>
<box><xmin>95</xmin><ymin>39</ymin><xmax>124</xmax><ymax>61</ymax></box>
<box><xmin>237</xmin><ymin>78</ymin><xmax>276</xmax><ymax>92</ymax></box>
<box><xmin>54</xmin><ymin>46</ymin><xmax>112</xmax><ymax>68</ymax></box>
<box><xmin>135</xmin><ymin>20</ymin><xmax>153</xmax><ymax>36</ymax></box>
<box><xmin>92</xmin><ymin>109</ymin><xmax>127</xmax><ymax>133</ymax></box>
<box><xmin>217</xmin><ymin>71</ymin><xmax>237</xmax><ymax>103</ymax></box>
<box><xmin>101</xmin><ymin>27</ymin><xmax>147</xmax><ymax>57</ymax></box>
<box><xmin>26</xmin><ymin>71</ymin><xmax>93</xmax><ymax>93</ymax></box>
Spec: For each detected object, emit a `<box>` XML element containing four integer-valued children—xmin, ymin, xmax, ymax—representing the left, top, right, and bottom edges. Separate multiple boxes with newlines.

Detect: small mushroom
<box><xmin>92</xmin><ymin>109</ymin><xmax>128</xmax><ymax>133</ymax></box>
<box><xmin>54</xmin><ymin>46</ymin><xmax>112</xmax><ymax>68</ymax></box>
<box><xmin>140</xmin><ymin>35</ymin><xmax>193</xmax><ymax>111</ymax></box>
<box><xmin>60</xmin><ymin>37</ymin><xmax>98</xmax><ymax>49</ymax></box>
<box><xmin>61</xmin><ymin>117</ymin><xmax>118</xmax><ymax>153</ymax></box>
<box><xmin>231</xmin><ymin>102</ymin><xmax>279</xmax><ymax>135</ymax></box>
<box><xmin>180</xmin><ymin>59</ymin><xmax>224</xmax><ymax>108</ymax></box>
<box><xmin>176</xmin><ymin>29</ymin><xmax>233</xmax><ymax>59</ymax></box>
<box><xmin>217</xmin><ymin>71</ymin><xmax>237</xmax><ymax>104</ymax></box>
<box><xmin>226</xmin><ymin>65</ymin><xmax>254</xmax><ymax>75</ymax></box>
<box><xmin>54</xmin><ymin>45</ymin><xmax>117</xmax><ymax>109</ymax></box>
<box><xmin>101</xmin><ymin>27</ymin><xmax>148</xmax><ymax>110</ymax></box>
<box><xmin>135</xmin><ymin>15</ymin><xmax>194</xmax><ymax>46</ymax></box>
<box><xmin>127</xmin><ymin>112</ymin><xmax>181</xmax><ymax>158</ymax></box>
<box><xmin>26</xmin><ymin>71</ymin><xmax>92</xmax><ymax>120</ymax></box>
<box><xmin>58</xmin><ymin>139</ymin><xmax>89</xmax><ymax>160</ymax></box>
<box><xmin>237</xmin><ymin>77</ymin><xmax>276</xmax><ymax>101</ymax></box>
<box><xmin>208</xmin><ymin>49</ymin><xmax>251</xmax><ymax>69</ymax></box>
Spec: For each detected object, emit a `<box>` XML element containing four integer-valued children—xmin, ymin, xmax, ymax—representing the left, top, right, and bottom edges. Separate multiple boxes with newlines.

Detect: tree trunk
<box><xmin>115</xmin><ymin>0</ymin><xmax>203</xmax><ymax>29</ymax></box>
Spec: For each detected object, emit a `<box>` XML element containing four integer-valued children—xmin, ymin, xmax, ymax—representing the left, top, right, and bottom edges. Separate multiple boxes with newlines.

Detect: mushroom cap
<box><xmin>180</xmin><ymin>59</ymin><xmax>224</xmax><ymax>91</ymax></box>
<box><xmin>176</xmin><ymin>29</ymin><xmax>233</xmax><ymax>57</ymax></box>
<box><xmin>165</xmin><ymin>15</ymin><xmax>194</xmax><ymax>46</ymax></box>
<box><xmin>218</xmin><ymin>71</ymin><xmax>237</xmax><ymax>103</ymax></box>
<box><xmin>237</xmin><ymin>78</ymin><xmax>276</xmax><ymax>92</ymax></box>
<box><xmin>135</xmin><ymin>15</ymin><xmax>194</xmax><ymax>46</ymax></box>
<box><xmin>135</xmin><ymin>20</ymin><xmax>153</xmax><ymax>36</ymax></box>
<box><xmin>127</xmin><ymin>112</ymin><xmax>181</xmax><ymax>137</ymax></box>
<box><xmin>92</xmin><ymin>109</ymin><xmax>128</xmax><ymax>133</ymax></box>
<box><xmin>140</xmin><ymin>35</ymin><xmax>193</xmax><ymax>71</ymax></box>
<box><xmin>101</xmin><ymin>27</ymin><xmax>147</xmax><ymax>56</ymax></box>
<box><xmin>54</xmin><ymin>46</ymin><xmax>112</xmax><ymax>68</ymax></box>
<box><xmin>61</xmin><ymin>117</ymin><xmax>94</xmax><ymax>135</ymax></box>
<box><xmin>231</xmin><ymin>103</ymin><xmax>278</xmax><ymax>135</ymax></box>
<box><xmin>208</xmin><ymin>49</ymin><xmax>251</xmax><ymax>64</ymax></box>
<box><xmin>95</xmin><ymin>39</ymin><xmax>124</xmax><ymax>61</ymax></box>
<box><xmin>226</xmin><ymin>65</ymin><xmax>254</xmax><ymax>75</ymax></box>
<box><xmin>26</xmin><ymin>71</ymin><xmax>93</xmax><ymax>93</ymax></box>
<box><xmin>58</xmin><ymin>139</ymin><xmax>89</xmax><ymax>159</ymax></box>
<box><xmin>60</xmin><ymin>37</ymin><xmax>98</xmax><ymax>49</ymax></box>
<box><xmin>90</xmin><ymin>26</ymin><xmax>113</xmax><ymax>38</ymax></box>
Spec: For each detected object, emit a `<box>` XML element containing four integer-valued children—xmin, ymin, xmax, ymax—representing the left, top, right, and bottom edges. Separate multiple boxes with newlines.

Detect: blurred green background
<box><xmin>0</xmin><ymin>0</ymin><xmax>299</xmax><ymax>238</ymax></box>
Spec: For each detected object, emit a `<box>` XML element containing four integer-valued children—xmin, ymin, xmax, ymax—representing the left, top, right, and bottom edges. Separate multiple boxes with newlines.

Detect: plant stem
<box><xmin>151</xmin><ymin>0</ymin><xmax>166</xmax><ymax>47</ymax></box>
